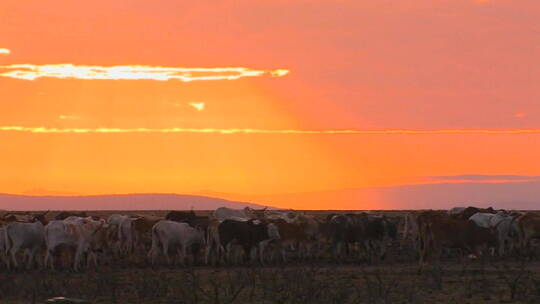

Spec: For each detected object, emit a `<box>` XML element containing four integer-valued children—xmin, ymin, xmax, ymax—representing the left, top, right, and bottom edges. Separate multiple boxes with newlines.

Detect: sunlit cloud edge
<box><xmin>0</xmin><ymin>64</ymin><xmax>289</xmax><ymax>82</ymax></box>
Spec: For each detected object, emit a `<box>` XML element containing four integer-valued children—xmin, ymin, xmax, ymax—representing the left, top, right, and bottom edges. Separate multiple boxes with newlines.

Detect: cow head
<box><xmin>32</xmin><ymin>210</ymin><xmax>50</xmax><ymax>225</ymax></box>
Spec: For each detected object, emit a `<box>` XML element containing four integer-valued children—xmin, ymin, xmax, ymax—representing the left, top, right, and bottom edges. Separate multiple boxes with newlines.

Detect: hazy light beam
<box><xmin>1</xmin><ymin>126</ymin><xmax>540</xmax><ymax>135</ymax></box>
<box><xmin>0</xmin><ymin>48</ymin><xmax>10</xmax><ymax>55</ymax></box>
<box><xmin>0</xmin><ymin>64</ymin><xmax>289</xmax><ymax>82</ymax></box>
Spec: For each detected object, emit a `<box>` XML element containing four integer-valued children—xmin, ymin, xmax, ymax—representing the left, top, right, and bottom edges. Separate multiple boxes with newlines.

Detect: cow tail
<box><xmin>151</xmin><ymin>224</ymin><xmax>160</xmax><ymax>251</ymax></box>
<box><xmin>130</xmin><ymin>220</ymin><xmax>137</xmax><ymax>253</ymax></box>
<box><xmin>43</xmin><ymin>225</ymin><xmax>49</xmax><ymax>250</ymax></box>
<box><xmin>117</xmin><ymin>223</ymin><xmax>123</xmax><ymax>246</ymax></box>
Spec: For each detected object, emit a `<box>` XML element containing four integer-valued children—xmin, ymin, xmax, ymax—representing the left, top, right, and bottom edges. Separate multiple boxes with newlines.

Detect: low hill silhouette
<box><xmin>0</xmin><ymin>193</ymin><xmax>271</xmax><ymax>211</ymax></box>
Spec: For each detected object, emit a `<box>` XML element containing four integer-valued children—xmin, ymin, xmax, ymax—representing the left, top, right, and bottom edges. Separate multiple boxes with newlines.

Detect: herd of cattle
<box><xmin>0</xmin><ymin>206</ymin><xmax>539</xmax><ymax>271</ymax></box>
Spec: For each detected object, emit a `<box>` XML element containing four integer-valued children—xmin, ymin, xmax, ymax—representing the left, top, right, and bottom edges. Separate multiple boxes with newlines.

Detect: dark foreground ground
<box><xmin>3</xmin><ymin>260</ymin><xmax>540</xmax><ymax>304</ymax></box>
<box><xmin>2</xmin><ymin>210</ymin><xmax>540</xmax><ymax>304</ymax></box>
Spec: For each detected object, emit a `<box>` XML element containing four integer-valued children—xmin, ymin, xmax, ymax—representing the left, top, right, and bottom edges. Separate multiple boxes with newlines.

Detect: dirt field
<box><xmin>2</xmin><ymin>210</ymin><xmax>540</xmax><ymax>304</ymax></box>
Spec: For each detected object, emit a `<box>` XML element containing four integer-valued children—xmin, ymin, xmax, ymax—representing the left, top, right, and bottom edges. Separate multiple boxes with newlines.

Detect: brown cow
<box><xmin>515</xmin><ymin>212</ymin><xmax>540</xmax><ymax>256</ymax></box>
<box><xmin>204</xmin><ymin>219</ymin><xmax>222</xmax><ymax>265</ymax></box>
<box><xmin>131</xmin><ymin>215</ymin><xmax>162</xmax><ymax>254</ymax></box>
<box><xmin>2</xmin><ymin>211</ymin><xmax>49</xmax><ymax>224</ymax></box>
<box><xmin>267</xmin><ymin>219</ymin><xmax>307</xmax><ymax>263</ymax></box>
<box><xmin>418</xmin><ymin>211</ymin><xmax>496</xmax><ymax>266</ymax></box>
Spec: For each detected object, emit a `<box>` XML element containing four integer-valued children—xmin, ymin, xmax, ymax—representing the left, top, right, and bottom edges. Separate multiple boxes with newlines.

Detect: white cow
<box><xmin>107</xmin><ymin>214</ymin><xmax>142</xmax><ymax>255</ymax></box>
<box><xmin>44</xmin><ymin>218</ymin><xmax>107</xmax><ymax>271</ymax></box>
<box><xmin>469</xmin><ymin>211</ymin><xmax>510</xmax><ymax>229</ymax></box>
<box><xmin>469</xmin><ymin>211</ymin><xmax>517</xmax><ymax>256</ymax></box>
<box><xmin>149</xmin><ymin>220</ymin><xmax>206</xmax><ymax>265</ymax></box>
<box><xmin>495</xmin><ymin>217</ymin><xmax>520</xmax><ymax>256</ymax></box>
<box><xmin>118</xmin><ymin>217</ymin><xmax>138</xmax><ymax>254</ymax></box>
<box><xmin>4</xmin><ymin>221</ymin><xmax>46</xmax><ymax>269</ymax></box>
<box><xmin>106</xmin><ymin>214</ymin><xmax>129</xmax><ymax>255</ymax></box>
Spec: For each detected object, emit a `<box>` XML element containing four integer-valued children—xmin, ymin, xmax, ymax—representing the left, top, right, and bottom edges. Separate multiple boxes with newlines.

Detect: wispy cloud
<box><xmin>58</xmin><ymin>115</ymin><xmax>79</xmax><ymax>120</ymax></box>
<box><xmin>428</xmin><ymin>174</ymin><xmax>540</xmax><ymax>182</ymax></box>
<box><xmin>0</xmin><ymin>48</ymin><xmax>10</xmax><ymax>55</ymax></box>
<box><xmin>0</xmin><ymin>64</ymin><xmax>289</xmax><ymax>82</ymax></box>
<box><xmin>1</xmin><ymin>127</ymin><xmax>540</xmax><ymax>135</ymax></box>
<box><xmin>189</xmin><ymin>102</ymin><xmax>205</xmax><ymax>111</ymax></box>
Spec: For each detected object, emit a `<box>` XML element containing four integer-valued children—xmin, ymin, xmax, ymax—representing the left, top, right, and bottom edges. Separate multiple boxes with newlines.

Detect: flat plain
<box><xmin>2</xmin><ymin>210</ymin><xmax>539</xmax><ymax>304</ymax></box>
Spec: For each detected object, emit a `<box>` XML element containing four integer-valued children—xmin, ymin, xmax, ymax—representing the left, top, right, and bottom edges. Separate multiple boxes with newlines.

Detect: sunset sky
<box><xmin>1</xmin><ymin>0</ymin><xmax>539</xmax><ymax>209</ymax></box>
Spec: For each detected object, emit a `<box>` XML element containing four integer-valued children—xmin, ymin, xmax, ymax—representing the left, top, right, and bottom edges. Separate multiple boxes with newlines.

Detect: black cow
<box><xmin>165</xmin><ymin>210</ymin><xmax>198</xmax><ymax>222</ymax></box>
<box><xmin>328</xmin><ymin>213</ymin><xmax>367</xmax><ymax>259</ymax></box>
<box><xmin>218</xmin><ymin>219</ymin><xmax>280</xmax><ymax>263</ymax></box>
<box><xmin>328</xmin><ymin>213</ymin><xmax>395</xmax><ymax>262</ymax></box>
<box><xmin>165</xmin><ymin>210</ymin><xmax>210</xmax><ymax>231</ymax></box>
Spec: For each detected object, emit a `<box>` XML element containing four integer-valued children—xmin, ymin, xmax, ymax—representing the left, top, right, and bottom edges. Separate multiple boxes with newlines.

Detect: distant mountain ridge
<box><xmin>198</xmin><ymin>181</ymin><xmax>540</xmax><ymax>210</ymax></box>
<box><xmin>2</xmin><ymin>180</ymin><xmax>539</xmax><ymax>211</ymax></box>
<box><xmin>0</xmin><ymin>193</ymin><xmax>271</xmax><ymax>211</ymax></box>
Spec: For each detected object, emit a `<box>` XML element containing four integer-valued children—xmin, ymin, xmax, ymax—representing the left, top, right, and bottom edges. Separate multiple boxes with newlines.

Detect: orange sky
<box><xmin>1</xmin><ymin>0</ymin><xmax>539</xmax><ymax>209</ymax></box>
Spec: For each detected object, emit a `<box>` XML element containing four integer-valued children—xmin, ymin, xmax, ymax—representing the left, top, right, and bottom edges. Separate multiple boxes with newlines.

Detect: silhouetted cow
<box><xmin>165</xmin><ymin>210</ymin><xmax>198</xmax><ymax>222</ymax></box>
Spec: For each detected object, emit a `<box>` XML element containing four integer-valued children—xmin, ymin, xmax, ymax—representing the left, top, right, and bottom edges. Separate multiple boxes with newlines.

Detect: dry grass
<box><xmin>2</xmin><ymin>210</ymin><xmax>540</xmax><ymax>304</ymax></box>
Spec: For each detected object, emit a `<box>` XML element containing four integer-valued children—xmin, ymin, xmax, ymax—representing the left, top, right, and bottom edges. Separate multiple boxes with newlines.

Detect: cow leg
<box><xmin>74</xmin><ymin>243</ymin><xmax>88</xmax><ymax>271</ymax></box>
<box><xmin>298</xmin><ymin>242</ymin><xmax>305</xmax><ymax>260</ymax></box>
<box><xmin>258</xmin><ymin>242</ymin><xmax>267</xmax><ymax>265</ymax></box>
<box><xmin>147</xmin><ymin>246</ymin><xmax>154</xmax><ymax>265</ymax></box>
<box><xmin>225</xmin><ymin>243</ymin><xmax>232</xmax><ymax>264</ymax></box>
<box><xmin>88</xmin><ymin>252</ymin><xmax>99</xmax><ymax>269</ymax></box>
<box><xmin>8</xmin><ymin>247</ymin><xmax>19</xmax><ymax>270</ymax></box>
<box><xmin>281</xmin><ymin>245</ymin><xmax>288</xmax><ymax>264</ymax></box>
<box><xmin>44</xmin><ymin>250</ymin><xmax>54</xmax><ymax>271</ymax></box>
<box><xmin>204</xmin><ymin>244</ymin><xmax>212</xmax><ymax>265</ymax></box>
<box><xmin>0</xmin><ymin>253</ymin><xmax>8</xmax><ymax>269</ymax></box>
<box><xmin>26</xmin><ymin>250</ymin><xmax>36</xmax><ymax>270</ymax></box>
<box><xmin>498</xmin><ymin>234</ymin><xmax>505</xmax><ymax>257</ymax></box>
<box><xmin>73</xmin><ymin>249</ymin><xmax>81</xmax><ymax>271</ymax></box>
<box><xmin>333</xmin><ymin>241</ymin><xmax>342</xmax><ymax>261</ymax></box>
<box><xmin>162</xmin><ymin>243</ymin><xmax>171</xmax><ymax>265</ymax></box>
<box><xmin>243</xmin><ymin>245</ymin><xmax>252</xmax><ymax>264</ymax></box>
<box><xmin>181</xmin><ymin>246</ymin><xmax>188</xmax><ymax>266</ymax></box>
